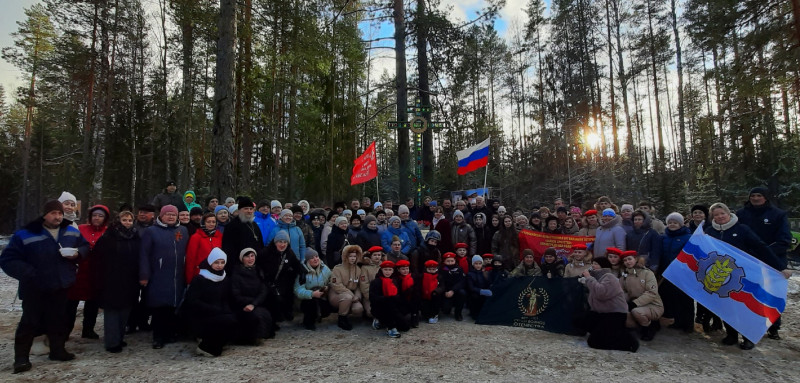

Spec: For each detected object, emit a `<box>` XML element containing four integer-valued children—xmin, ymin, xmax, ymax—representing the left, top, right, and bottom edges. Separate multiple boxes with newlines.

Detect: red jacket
<box><xmin>185</xmin><ymin>229</ymin><xmax>223</xmax><ymax>283</ymax></box>
<box><xmin>68</xmin><ymin>205</ymin><xmax>109</xmax><ymax>301</ymax></box>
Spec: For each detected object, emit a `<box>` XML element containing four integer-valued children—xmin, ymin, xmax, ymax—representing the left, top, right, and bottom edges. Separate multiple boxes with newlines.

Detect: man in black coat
<box><xmin>221</xmin><ymin>196</ymin><xmax>264</xmax><ymax>273</ymax></box>
<box><xmin>151</xmin><ymin>181</ymin><xmax>186</xmax><ymax>212</ymax></box>
<box><xmin>736</xmin><ymin>187</ymin><xmax>793</xmax><ymax>339</ymax></box>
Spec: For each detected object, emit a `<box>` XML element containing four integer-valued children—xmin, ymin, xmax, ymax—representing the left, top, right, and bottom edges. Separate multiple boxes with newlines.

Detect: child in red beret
<box><xmin>564</xmin><ymin>244</ymin><xmax>591</xmax><ymax>278</ymax></box>
<box><xmin>394</xmin><ymin>260</ymin><xmax>419</xmax><ymax>328</ymax></box>
<box><xmin>420</xmin><ymin>260</ymin><xmax>441</xmax><ymax>323</ymax></box>
<box><xmin>439</xmin><ymin>253</ymin><xmax>467</xmax><ymax>321</ymax></box>
<box><xmin>368</xmin><ymin>260</ymin><xmax>405</xmax><ymax>338</ymax></box>
<box><xmin>454</xmin><ymin>243</ymin><xmax>470</xmax><ymax>275</ymax></box>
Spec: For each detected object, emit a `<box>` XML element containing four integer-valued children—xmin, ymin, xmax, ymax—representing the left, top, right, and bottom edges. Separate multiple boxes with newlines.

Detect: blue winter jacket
<box><xmin>736</xmin><ymin>202</ymin><xmax>792</xmax><ymax>257</ymax></box>
<box><xmin>381</xmin><ymin>226</ymin><xmax>412</xmax><ymax>254</ymax></box>
<box><xmin>659</xmin><ymin>226</ymin><xmax>691</xmax><ymax>274</ymax></box>
<box><xmin>139</xmin><ymin>219</ymin><xmax>190</xmax><ymax>308</ymax></box>
<box><xmin>293</xmin><ymin>262</ymin><xmax>332</xmax><ymax>300</ymax></box>
<box><xmin>267</xmin><ymin>221</ymin><xmax>306</xmax><ymax>262</ymax></box>
<box><xmin>0</xmin><ymin>217</ymin><xmax>89</xmax><ymax>299</ymax></box>
<box><xmin>401</xmin><ymin>219</ymin><xmax>425</xmax><ymax>251</ymax></box>
<box><xmin>254</xmin><ymin>211</ymin><xmax>276</xmax><ymax>246</ymax></box>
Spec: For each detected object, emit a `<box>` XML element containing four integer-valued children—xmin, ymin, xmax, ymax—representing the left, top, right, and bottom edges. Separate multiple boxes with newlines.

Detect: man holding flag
<box><xmin>663</xmin><ymin>202</ymin><xmax>789</xmax><ymax>350</ymax></box>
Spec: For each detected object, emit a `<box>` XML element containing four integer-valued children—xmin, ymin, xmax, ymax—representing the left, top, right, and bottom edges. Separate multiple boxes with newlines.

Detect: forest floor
<box><xmin>0</xmin><ymin>271</ymin><xmax>797</xmax><ymax>382</ymax></box>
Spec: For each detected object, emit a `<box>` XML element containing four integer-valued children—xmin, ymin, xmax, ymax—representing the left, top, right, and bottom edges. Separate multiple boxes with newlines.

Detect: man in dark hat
<box><xmin>135</xmin><ymin>204</ymin><xmax>157</xmax><ymax>230</ymax></box>
<box><xmin>221</xmin><ymin>196</ymin><xmax>263</xmax><ymax>273</ymax></box>
<box><xmin>736</xmin><ymin>186</ymin><xmax>793</xmax><ymax>340</ymax></box>
<box><xmin>0</xmin><ymin>200</ymin><xmax>90</xmax><ymax>373</ymax></box>
<box><xmin>151</xmin><ymin>181</ymin><xmax>185</xmax><ymax>212</ymax></box>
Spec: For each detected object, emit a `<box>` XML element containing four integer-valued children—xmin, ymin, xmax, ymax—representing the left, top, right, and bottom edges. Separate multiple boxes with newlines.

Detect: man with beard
<box><xmin>222</xmin><ymin>196</ymin><xmax>264</xmax><ymax>273</ymax></box>
<box><xmin>442</xmin><ymin>199</ymin><xmax>454</xmax><ymax>221</ymax></box>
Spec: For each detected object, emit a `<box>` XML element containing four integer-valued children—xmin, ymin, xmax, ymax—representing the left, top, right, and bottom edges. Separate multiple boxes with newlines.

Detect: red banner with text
<box><xmin>351</xmin><ymin>141</ymin><xmax>378</xmax><ymax>185</ymax></box>
<box><xmin>518</xmin><ymin>230</ymin><xmax>594</xmax><ymax>264</ymax></box>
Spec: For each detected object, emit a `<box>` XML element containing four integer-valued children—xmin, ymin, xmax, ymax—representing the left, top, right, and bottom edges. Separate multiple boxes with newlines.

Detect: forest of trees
<box><xmin>1</xmin><ymin>0</ymin><xmax>799</xmax><ymax>233</ymax></box>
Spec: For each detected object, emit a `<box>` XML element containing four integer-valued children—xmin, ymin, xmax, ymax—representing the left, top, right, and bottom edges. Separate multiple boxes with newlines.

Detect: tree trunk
<box><xmin>212</xmin><ymin>0</ymin><xmax>237</xmax><ymax>200</ymax></box>
<box><xmin>418</xmin><ymin>0</ymin><xmax>433</xmax><ymax>200</ymax></box>
<box><xmin>605</xmin><ymin>0</ymin><xmax>618</xmax><ymax>159</ymax></box>
<box><xmin>395</xmin><ymin>0</ymin><xmax>409</xmax><ymax>200</ymax></box>
<box><xmin>670</xmin><ymin>0</ymin><xmax>688</xmax><ymax>171</ymax></box>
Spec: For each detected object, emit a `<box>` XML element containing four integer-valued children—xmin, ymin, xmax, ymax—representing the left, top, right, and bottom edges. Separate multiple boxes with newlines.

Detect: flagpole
<box><xmin>376</xmin><ymin>174</ymin><xmax>380</xmax><ymax>205</ymax></box>
<box><xmin>482</xmin><ymin>162</ymin><xmax>488</xmax><ymax>198</ymax></box>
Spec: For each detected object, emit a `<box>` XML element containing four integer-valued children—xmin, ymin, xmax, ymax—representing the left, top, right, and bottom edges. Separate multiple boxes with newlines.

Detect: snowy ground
<box><xmin>0</xmin><ymin>272</ymin><xmax>797</xmax><ymax>382</ymax></box>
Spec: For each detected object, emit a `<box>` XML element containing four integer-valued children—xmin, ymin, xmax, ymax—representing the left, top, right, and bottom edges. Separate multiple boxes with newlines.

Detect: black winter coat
<box><xmin>438</xmin><ymin>265</ymin><xmax>466</xmax><ymax>293</ymax></box>
<box><xmin>92</xmin><ymin>224</ymin><xmax>141</xmax><ymax>309</ymax></box>
<box><xmin>256</xmin><ymin>243</ymin><xmax>303</xmax><ymax>299</ymax></box>
<box><xmin>704</xmin><ymin>221</ymin><xmax>785</xmax><ymax>271</ymax></box>
<box><xmin>356</xmin><ymin>227</ymin><xmax>382</xmax><ymax>251</ymax></box>
<box><xmin>230</xmin><ymin>264</ymin><xmax>269</xmax><ymax>311</ymax></box>
<box><xmin>466</xmin><ymin>269</ymin><xmax>491</xmax><ymax>296</ymax></box>
<box><xmin>221</xmin><ymin>217</ymin><xmax>264</xmax><ymax>273</ymax></box>
<box><xmin>325</xmin><ymin>226</ymin><xmax>349</xmax><ymax>266</ymax></box>
<box><xmin>736</xmin><ymin>202</ymin><xmax>793</xmax><ymax>257</ymax></box>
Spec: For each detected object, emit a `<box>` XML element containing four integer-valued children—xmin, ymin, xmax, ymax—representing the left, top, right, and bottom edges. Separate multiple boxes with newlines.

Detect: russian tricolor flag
<box><xmin>456</xmin><ymin>138</ymin><xmax>490</xmax><ymax>175</ymax></box>
<box><xmin>663</xmin><ymin>226</ymin><xmax>788</xmax><ymax>343</ymax></box>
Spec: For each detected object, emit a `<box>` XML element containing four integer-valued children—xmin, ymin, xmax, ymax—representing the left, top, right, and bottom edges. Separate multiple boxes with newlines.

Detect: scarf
<box><xmin>381</xmin><ymin>275</ymin><xmax>398</xmax><ymax>296</ymax></box>
<box><xmin>202</xmin><ymin>227</ymin><xmax>217</xmax><ymax>237</ymax></box>
<box><xmin>400</xmin><ymin>273</ymin><xmax>414</xmax><ymax>292</ymax></box>
<box><xmin>64</xmin><ymin>212</ymin><xmax>78</xmax><ymax>222</ymax></box>
<box><xmin>198</xmin><ymin>268</ymin><xmax>226</xmax><ymax>282</ymax></box>
<box><xmin>422</xmin><ymin>273</ymin><xmax>438</xmax><ymax>299</ymax></box>
<box><xmin>711</xmin><ymin>213</ymin><xmax>738</xmax><ymax>231</ymax></box>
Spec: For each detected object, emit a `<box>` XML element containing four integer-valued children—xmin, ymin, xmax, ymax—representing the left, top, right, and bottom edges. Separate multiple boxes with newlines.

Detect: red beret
<box><xmin>443</xmin><ymin>252</ymin><xmax>456</xmax><ymax>259</ymax></box>
<box><xmin>482</xmin><ymin>253</ymin><xmax>494</xmax><ymax>258</ymax></box>
<box><xmin>454</xmin><ymin>243</ymin><xmax>468</xmax><ymax>249</ymax></box>
<box><xmin>368</xmin><ymin>246</ymin><xmax>383</xmax><ymax>253</ymax></box>
<box><xmin>606</xmin><ymin>247</ymin><xmax>623</xmax><ymax>256</ymax></box>
<box><xmin>424</xmin><ymin>260</ymin><xmax>439</xmax><ymax>268</ymax></box>
<box><xmin>395</xmin><ymin>260</ymin><xmax>411</xmax><ymax>267</ymax></box>
<box><xmin>621</xmin><ymin>250</ymin><xmax>638</xmax><ymax>258</ymax></box>
<box><xmin>571</xmin><ymin>244</ymin><xmax>587</xmax><ymax>251</ymax></box>
<box><xmin>583</xmin><ymin>209</ymin><xmax>598</xmax><ymax>217</ymax></box>
<box><xmin>380</xmin><ymin>260</ymin><xmax>396</xmax><ymax>268</ymax></box>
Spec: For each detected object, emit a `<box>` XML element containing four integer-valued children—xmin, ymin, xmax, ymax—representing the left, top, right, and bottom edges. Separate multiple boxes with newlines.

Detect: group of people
<box><xmin>0</xmin><ymin>182</ymin><xmax>793</xmax><ymax>373</ymax></box>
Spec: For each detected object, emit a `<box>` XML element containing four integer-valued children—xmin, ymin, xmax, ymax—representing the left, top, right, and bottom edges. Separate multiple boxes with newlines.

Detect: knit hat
<box><xmin>237</xmin><ymin>196</ymin><xmax>254</xmax><ymax>208</ymax></box>
<box><xmin>363</xmin><ymin>215</ymin><xmax>377</xmax><ymax>225</ymax></box>
<box><xmin>497</xmin><ymin>206</ymin><xmax>506</xmax><ymax>213</ymax></box>
<box><xmin>43</xmin><ymin>200</ymin><xmax>64</xmax><ymax>215</ymax></box>
<box><xmin>224</xmin><ymin>197</ymin><xmax>235</xmax><ymax>204</ymax></box>
<box><xmin>228</xmin><ymin>204</ymin><xmax>238</xmax><ymax>214</ymax></box>
<box><xmin>160</xmin><ymin>204</ymin><xmax>178</xmax><ymax>217</ymax></box>
<box><xmin>666</xmin><ymin>212</ymin><xmax>684</xmax><ymax>224</ymax></box>
<box><xmin>380</xmin><ymin>260</ymin><xmax>395</xmax><ymax>268</ymax></box>
<box><xmin>368</xmin><ymin>245</ymin><xmax>383</xmax><ymax>253</ymax></box>
<box><xmin>58</xmin><ymin>191</ymin><xmax>77</xmax><ymax>203</ymax></box>
<box><xmin>583</xmin><ymin>209</ymin><xmax>598</xmax><ymax>217</ymax></box>
<box><xmin>214</xmin><ymin>205</ymin><xmax>227</xmax><ymax>214</ymax></box>
<box><xmin>424</xmin><ymin>260</ymin><xmax>439</xmax><ymax>268</ymax></box>
<box><xmin>443</xmin><ymin>252</ymin><xmax>456</xmax><ymax>259</ymax></box>
<box><xmin>388</xmin><ymin>216</ymin><xmax>401</xmax><ymax>225</ymax></box>
<box><xmin>373</xmin><ymin>202</ymin><xmax>383</xmax><ymax>209</ymax></box>
<box><xmin>137</xmin><ymin>204</ymin><xmax>156</xmax><ymax>212</ymax></box>
<box><xmin>749</xmin><ymin>187</ymin><xmax>769</xmax><ymax>199</ymax></box>
<box><xmin>454</xmin><ymin>242</ymin><xmax>468</xmax><ymax>249</ymax></box>
<box><xmin>342</xmin><ymin>209</ymin><xmax>352</xmax><ymax>216</ymax></box>
<box><xmin>453</xmin><ymin>210</ymin><xmax>464</xmax><ymax>219</ymax></box>
<box><xmin>556</xmin><ymin>206</ymin><xmax>568</xmax><ymax>214</ymax></box>
<box><xmin>620</xmin><ymin>204</ymin><xmax>634</xmax><ymax>213</ymax></box>
<box><xmin>207</xmin><ymin>247</ymin><xmax>227</xmax><ymax>265</ymax></box>
<box><xmin>239</xmin><ymin>247</ymin><xmax>256</xmax><ymax>262</ymax></box>
<box><xmin>395</xmin><ymin>260</ymin><xmax>411</xmax><ymax>268</ymax></box>
<box><xmin>471</xmin><ymin>255</ymin><xmax>483</xmax><ymax>264</ymax></box>
<box><xmin>273</xmin><ymin>230</ymin><xmax>290</xmax><ymax>243</ymax></box>
<box><xmin>602</xmin><ymin>208</ymin><xmax>616</xmax><ymax>217</ymax></box>
<box><xmin>271</xmin><ymin>200</ymin><xmax>282</xmax><ymax>209</ymax></box>
<box><xmin>335</xmin><ymin>216</ymin><xmax>349</xmax><ymax>226</ymax></box>
<box><xmin>690</xmin><ymin>204</ymin><xmax>709</xmax><ymax>218</ymax></box>
<box><xmin>428</xmin><ymin>201</ymin><xmax>437</xmax><ymax>207</ymax></box>
<box><xmin>356</xmin><ymin>209</ymin><xmax>366</xmax><ymax>216</ymax></box>
<box><xmin>280</xmin><ymin>209</ymin><xmax>293</xmax><ymax>218</ymax></box>
<box><xmin>593</xmin><ymin>257</ymin><xmax>612</xmax><ymax>269</ymax></box>
<box><xmin>474</xmin><ymin>212</ymin><xmax>486</xmax><ymax>221</ymax></box>
<box><xmin>398</xmin><ymin>205</ymin><xmax>410</xmax><ymax>215</ymax></box>
<box><xmin>304</xmin><ymin>248</ymin><xmax>319</xmax><ymax>262</ymax></box>
<box><xmin>290</xmin><ymin>205</ymin><xmax>303</xmax><ymax>215</ymax></box>
<box><xmin>190</xmin><ymin>207</ymin><xmax>204</xmax><ymax>216</ymax></box>
<box><xmin>571</xmin><ymin>207</ymin><xmax>582</xmax><ymax>214</ymax></box>
<box><xmin>257</xmin><ymin>200</ymin><xmax>270</xmax><ymax>209</ymax></box>
<box><xmin>544</xmin><ymin>247</ymin><xmax>557</xmax><ymax>257</ymax></box>
<box><xmin>166</xmin><ymin>180</ymin><xmax>176</xmax><ymax>187</ymax></box>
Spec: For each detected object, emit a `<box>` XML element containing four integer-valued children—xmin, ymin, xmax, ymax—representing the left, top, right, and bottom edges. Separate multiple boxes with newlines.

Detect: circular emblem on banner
<box><xmin>695</xmin><ymin>251</ymin><xmax>745</xmax><ymax>298</ymax></box>
<box><xmin>518</xmin><ymin>286</ymin><xmax>550</xmax><ymax>317</ymax></box>
<box><xmin>410</xmin><ymin>116</ymin><xmax>428</xmax><ymax>134</ymax></box>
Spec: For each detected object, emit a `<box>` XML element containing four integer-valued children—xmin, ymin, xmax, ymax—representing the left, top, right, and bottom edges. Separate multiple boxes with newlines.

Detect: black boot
<box><xmin>740</xmin><ymin>338</ymin><xmax>755</xmax><ymax>350</ymax></box>
<box><xmin>48</xmin><ymin>350</ymin><xmax>75</xmax><ymax>361</ymax></box>
<box><xmin>641</xmin><ymin>322</ymin><xmax>658</xmax><ymax>341</ymax></box>
<box><xmin>81</xmin><ymin>328</ymin><xmax>100</xmax><ymax>340</ymax></box>
<box><xmin>13</xmin><ymin>358</ymin><xmax>32</xmax><ymax>374</ymax></box>
<box><xmin>337</xmin><ymin>315</ymin><xmax>352</xmax><ymax>331</ymax></box>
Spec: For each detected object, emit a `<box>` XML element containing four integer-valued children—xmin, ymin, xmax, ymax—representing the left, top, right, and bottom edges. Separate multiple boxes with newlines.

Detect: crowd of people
<box><xmin>0</xmin><ymin>182</ymin><xmax>793</xmax><ymax>373</ymax></box>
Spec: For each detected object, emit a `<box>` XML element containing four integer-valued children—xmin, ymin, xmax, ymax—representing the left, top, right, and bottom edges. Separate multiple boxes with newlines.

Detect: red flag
<box><xmin>517</xmin><ymin>230</ymin><xmax>594</xmax><ymax>264</ymax></box>
<box><xmin>351</xmin><ymin>141</ymin><xmax>378</xmax><ymax>185</ymax></box>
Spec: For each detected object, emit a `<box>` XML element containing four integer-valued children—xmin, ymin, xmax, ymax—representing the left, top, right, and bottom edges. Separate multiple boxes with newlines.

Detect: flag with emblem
<box><xmin>662</xmin><ymin>226</ymin><xmax>788</xmax><ymax>343</ymax></box>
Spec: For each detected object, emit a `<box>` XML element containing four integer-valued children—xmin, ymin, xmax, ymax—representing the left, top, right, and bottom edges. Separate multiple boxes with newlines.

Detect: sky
<box><xmin>0</xmin><ymin>0</ymin><xmax>40</xmax><ymax>100</ymax></box>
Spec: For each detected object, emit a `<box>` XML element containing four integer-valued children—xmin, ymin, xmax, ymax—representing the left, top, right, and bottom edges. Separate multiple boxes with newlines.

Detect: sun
<box><xmin>585</xmin><ymin>132</ymin><xmax>601</xmax><ymax>149</ymax></box>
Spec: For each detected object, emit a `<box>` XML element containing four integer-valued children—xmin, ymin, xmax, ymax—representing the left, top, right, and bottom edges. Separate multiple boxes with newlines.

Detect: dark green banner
<box><xmin>476</xmin><ymin>277</ymin><xmax>588</xmax><ymax>334</ymax></box>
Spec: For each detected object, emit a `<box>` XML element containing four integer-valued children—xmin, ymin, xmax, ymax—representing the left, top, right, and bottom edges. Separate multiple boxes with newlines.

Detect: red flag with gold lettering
<box><xmin>351</xmin><ymin>141</ymin><xmax>378</xmax><ymax>185</ymax></box>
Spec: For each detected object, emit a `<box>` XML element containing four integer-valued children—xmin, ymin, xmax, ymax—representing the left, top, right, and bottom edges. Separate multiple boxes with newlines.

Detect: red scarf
<box><xmin>381</xmin><ymin>276</ymin><xmax>398</xmax><ymax>296</ymax></box>
<box><xmin>422</xmin><ymin>272</ymin><xmax>438</xmax><ymax>300</ymax></box>
<box><xmin>400</xmin><ymin>273</ymin><xmax>414</xmax><ymax>292</ymax></box>
<box><xmin>457</xmin><ymin>256</ymin><xmax>468</xmax><ymax>274</ymax></box>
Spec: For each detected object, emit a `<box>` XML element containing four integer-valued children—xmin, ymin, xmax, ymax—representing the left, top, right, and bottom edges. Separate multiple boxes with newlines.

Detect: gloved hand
<box><xmin>480</xmin><ymin>289</ymin><xmax>492</xmax><ymax>297</ymax></box>
<box><xmin>627</xmin><ymin>300</ymin><xmax>637</xmax><ymax>312</ymax></box>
